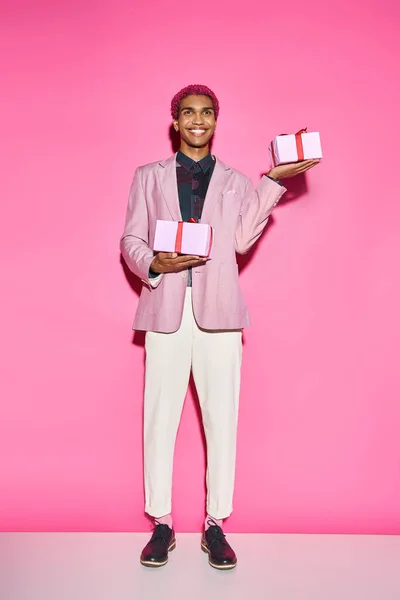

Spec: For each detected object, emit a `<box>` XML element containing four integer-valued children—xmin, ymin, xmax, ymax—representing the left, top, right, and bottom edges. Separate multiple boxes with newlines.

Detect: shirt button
<box><xmin>181</xmin><ymin>272</ymin><xmax>187</xmax><ymax>278</ymax></box>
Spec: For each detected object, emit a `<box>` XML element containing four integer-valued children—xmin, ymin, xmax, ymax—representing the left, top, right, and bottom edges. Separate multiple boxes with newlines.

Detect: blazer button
<box><xmin>181</xmin><ymin>271</ymin><xmax>187</xmax><ymax>278</ymax></box>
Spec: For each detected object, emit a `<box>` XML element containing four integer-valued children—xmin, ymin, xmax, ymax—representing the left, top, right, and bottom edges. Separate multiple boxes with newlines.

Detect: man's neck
<box><xmin>179</xmin><ymin>143</ymin><xmax>210</xmax><ymax>161</ymax></box>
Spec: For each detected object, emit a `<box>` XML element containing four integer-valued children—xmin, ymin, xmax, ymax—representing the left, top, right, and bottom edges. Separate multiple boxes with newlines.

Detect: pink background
<box><xmin>1</xmin><ymin>0</ymin><xmax>400</xmax><ymax>533</ymax></box>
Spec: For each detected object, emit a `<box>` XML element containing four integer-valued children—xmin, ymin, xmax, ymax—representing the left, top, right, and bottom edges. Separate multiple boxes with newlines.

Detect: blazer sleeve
<box><xmin>235</xmin><ymin>175</ymin><xmax>287</xmax><ymax>254</ymax></box>
<box><xmin>120</xmin><ymin>167</ymin><xmax>163</xmax><ymax>289</ymax></box>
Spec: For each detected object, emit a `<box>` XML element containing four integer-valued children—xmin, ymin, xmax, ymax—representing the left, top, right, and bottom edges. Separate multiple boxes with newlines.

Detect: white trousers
<box><xmin>143</xmin><ymin>288</ymin><xmax>243</xmax><ymax>520</ymax></box>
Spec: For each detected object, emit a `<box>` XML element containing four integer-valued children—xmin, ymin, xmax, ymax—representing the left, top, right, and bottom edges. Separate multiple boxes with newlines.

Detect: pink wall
<box><xmin>1</xmin><ymin>0</ymin><xmax>400</xmax><ymax>533</ymax></box>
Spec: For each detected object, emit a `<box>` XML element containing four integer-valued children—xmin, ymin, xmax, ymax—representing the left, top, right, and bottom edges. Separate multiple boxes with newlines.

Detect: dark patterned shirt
<box><xmin>175</xmin><ymin>150</ymin><xmax>215</xmax><ymax>285</ymax></box>
<box><xmin>176</xmin><ymin>150</ymin><xmax>215</xmax><ymax>221</ymax></box>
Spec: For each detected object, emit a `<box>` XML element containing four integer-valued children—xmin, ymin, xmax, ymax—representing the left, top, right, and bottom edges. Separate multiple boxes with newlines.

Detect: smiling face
<box><xmin>173</xmin><ymin>95</ymin><xmax>217</xmax><ymax>155</ymax></box>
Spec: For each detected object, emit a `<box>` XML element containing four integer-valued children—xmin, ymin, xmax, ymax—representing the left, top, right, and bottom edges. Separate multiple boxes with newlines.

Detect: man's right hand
<box><xmin>150</xmin><ymin>252</ymin><xmax>207</xmax><ymax>274</ymax></box>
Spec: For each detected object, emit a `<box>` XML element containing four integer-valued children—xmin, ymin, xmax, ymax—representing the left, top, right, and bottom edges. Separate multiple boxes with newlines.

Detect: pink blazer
<box><xmin>120</xmin><ymin>154</ymin><xmax>286</xmax><ymax>333</ymax></box>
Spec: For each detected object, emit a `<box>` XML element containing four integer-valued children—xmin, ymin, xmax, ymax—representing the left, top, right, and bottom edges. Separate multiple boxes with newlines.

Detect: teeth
<box><xmin>191</xmin><ymin>129</ymin><xmax>205</xmax><ymax>134</ymax></box>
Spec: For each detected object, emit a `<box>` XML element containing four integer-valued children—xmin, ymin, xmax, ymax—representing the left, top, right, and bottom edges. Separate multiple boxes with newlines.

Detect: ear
<box><xmin>173</xmin><ymin>120</ymin><xmax>179</xmax><ymax>132</ymax></box>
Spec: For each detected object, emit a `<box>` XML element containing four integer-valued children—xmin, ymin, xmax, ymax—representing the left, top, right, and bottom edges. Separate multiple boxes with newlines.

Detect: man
<box><xmin>120</xmin><ymin>84</ymin><xmax>319</xmax><ymax>570</ymax></box>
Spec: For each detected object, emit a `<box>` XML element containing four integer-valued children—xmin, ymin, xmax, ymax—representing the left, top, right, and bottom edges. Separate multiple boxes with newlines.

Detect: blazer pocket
<box><xmin>221</xmin><ymin>190</ymin><xmax>240</xmax><ymax>202</ymax></box>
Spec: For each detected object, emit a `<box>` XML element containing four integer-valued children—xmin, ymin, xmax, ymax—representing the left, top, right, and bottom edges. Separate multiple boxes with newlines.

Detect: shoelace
<box><xmin>206</xmin><ymin>519</ymin><xmax>229</xmax><ymax>548</ymax></box>
<box><xmin>149</xmin><ymin>521</ymin><xmax>171</xmax><ymax>545</ymax></box>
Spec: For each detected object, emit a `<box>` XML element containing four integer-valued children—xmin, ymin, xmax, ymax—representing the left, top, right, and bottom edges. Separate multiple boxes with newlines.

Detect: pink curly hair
<box><xmin>171</xmin><ymin>84</ymin><xmax>219</xmax><ymax>120</ymax></box>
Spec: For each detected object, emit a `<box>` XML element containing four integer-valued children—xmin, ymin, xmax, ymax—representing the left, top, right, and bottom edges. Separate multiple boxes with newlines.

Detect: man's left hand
<box><xmin>268</xmin><ymin>159</ymin><xmax>320</xmax><ymax>180</ymax></box>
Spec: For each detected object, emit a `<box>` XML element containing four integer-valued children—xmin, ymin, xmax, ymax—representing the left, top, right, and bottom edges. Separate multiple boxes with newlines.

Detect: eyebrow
<box><xmin>180</xmin><ymin>106</ymin><xmax>215</xmax><ymax>112</ymax></box>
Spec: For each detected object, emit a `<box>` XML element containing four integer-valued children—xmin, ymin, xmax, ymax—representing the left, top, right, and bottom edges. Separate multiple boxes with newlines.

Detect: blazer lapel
<box><xmin>157</xmin><ymin>154</ymin><xmax>182</xmax><ymax>221</ymax></box>
<box><xmin>200</xmin><ymin>156</ymin><xmax>232</xmax><ymax>224</ymax></box>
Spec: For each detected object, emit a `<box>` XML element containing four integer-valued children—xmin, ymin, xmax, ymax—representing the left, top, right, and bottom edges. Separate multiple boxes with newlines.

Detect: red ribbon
<box><xmin>174</xmin><ymin>219</ymin><xmax>213</xmax><ymax>258</ymax></box>
<box><xmin>270</xmin><ymin>128</ymin><xmax>307</xmax><ymax>167</ymax></box>
<box><xmin>295</xmin><ymin>128</ymin><xmax>307</xmax><ymax>161</ymax></box>
<box><xmin>175</xmin><ymin>222</ymin><xmax>184</xmax><ymax>254</ymax></box>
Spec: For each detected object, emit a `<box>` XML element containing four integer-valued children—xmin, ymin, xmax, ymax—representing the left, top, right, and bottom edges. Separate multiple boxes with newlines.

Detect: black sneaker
<box><xmin>201</xmin><ymin>519</ymin><xmax>237</xmax><ymax>570</ymax></box>
<box><xmin>140</xmin><ymin>522</ymin><xmax>176</xmax><ymax>567</ymax></box>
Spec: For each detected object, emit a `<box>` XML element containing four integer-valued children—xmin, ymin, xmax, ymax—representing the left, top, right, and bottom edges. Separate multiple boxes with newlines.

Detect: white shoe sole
<box><xmin>140</xmin><ymin>539</ymin><xmax>176</xmax><ymax>567</ymax></box>
<box><xmin>201</xmin><ymin>542</ymin><xmax>237</xmax><ymax>570</ymax></box>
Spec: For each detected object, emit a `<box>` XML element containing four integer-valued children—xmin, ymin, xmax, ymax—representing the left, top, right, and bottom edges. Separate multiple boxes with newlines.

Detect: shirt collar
<box><xmin>177</xmin><ymin>150</ymin><xmax>214</xmax><ymax>174</ymax></box>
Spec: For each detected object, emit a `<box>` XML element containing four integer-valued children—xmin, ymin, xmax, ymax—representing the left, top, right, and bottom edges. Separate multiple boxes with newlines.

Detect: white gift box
<box><xmin>269</xmin><ymin>129</ymin><xmax>322</xmax><ymax>167</ymax></box>
<box><xmin>153</xmin><ymin>220</ymin><xmax>214</xmax><ymax>258</ymax></box>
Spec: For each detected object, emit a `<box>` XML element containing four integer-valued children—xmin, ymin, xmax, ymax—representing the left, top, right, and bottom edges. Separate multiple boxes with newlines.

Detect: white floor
<box><xmin>0</xmin><ymin>532</ymin><xmax>399</xmax><ymax>600</ymax></box>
